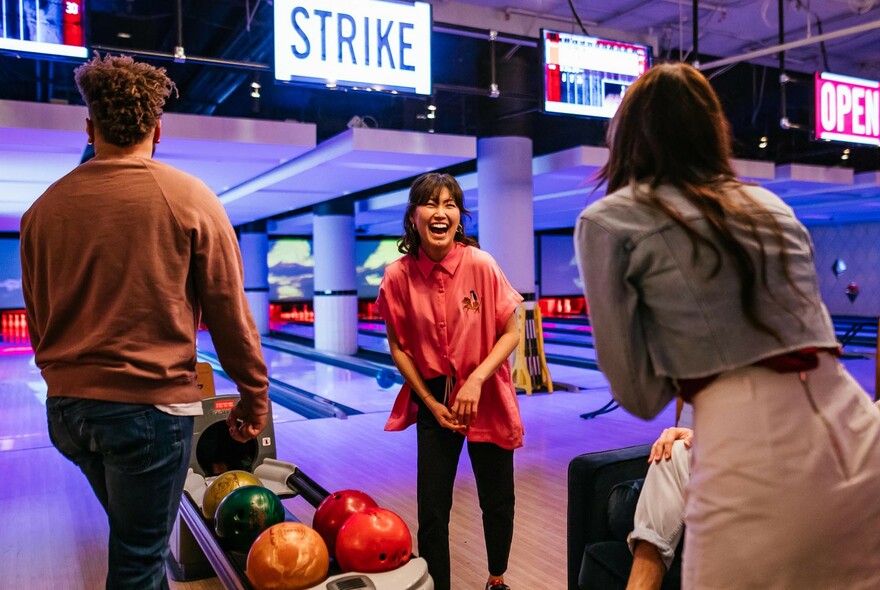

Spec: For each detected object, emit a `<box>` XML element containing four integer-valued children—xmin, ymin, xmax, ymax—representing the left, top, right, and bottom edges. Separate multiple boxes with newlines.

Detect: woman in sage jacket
<box><xmin>575</xmin><ymin>62</ymin><xmax>880</xmax><ymax>589</ymax></box>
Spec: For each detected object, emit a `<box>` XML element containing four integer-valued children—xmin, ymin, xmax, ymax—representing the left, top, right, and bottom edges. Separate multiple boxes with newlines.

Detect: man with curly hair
<box><xmin>20</xmin><ymin>54</ymin><xmax>270</xmax><ymax>589</ymax></box>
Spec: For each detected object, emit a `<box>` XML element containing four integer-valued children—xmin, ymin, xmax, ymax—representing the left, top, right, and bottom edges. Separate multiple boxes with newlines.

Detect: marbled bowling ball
<box><xmin>246</xmin><ymin>522</ymin><xmax>330</xmax><ymax>590</ymax></box>
<box><xmin>214</xmin><ymin>485</ymin><xmax>285</xmax><ymax>553</ymax></box>
<box><xmin>202</xmin><ymin>469</ymin><xmax>262</xmax><ymax>521</ymax></box>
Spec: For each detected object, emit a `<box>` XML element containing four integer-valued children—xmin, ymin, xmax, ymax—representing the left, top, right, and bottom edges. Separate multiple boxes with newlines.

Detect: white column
<box><xmin>239</xmin><ymin>222</ymin><xmax>269</xmax><ymax>335</ymax></box>
<box><xmin>476</xmin><ymin>136</ymin><xmax>536</xmax><ymax>299</ymax></box>
<box><xmin>313</xmin><ymin>198</ymin><xmax>358</xmax><ymax>355</ymax></box>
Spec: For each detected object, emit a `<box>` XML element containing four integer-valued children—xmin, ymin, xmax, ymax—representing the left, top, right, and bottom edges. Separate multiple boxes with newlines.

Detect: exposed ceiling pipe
<box><xmin>504</xmin><ymin>7</ymin><xmax>598</xmax><ymax>28</ymax></box>
<box><xmin>693</xmin><ymin>0</ymin><xmax>699</xmax><ymax>66</ymax></box>
<box><xmin>432</xmin><ymin>24</ymin><xmax>537</xmax><ymax>48</ymax></box>
<box><xmin>88</xmin><ymin>45</ymin><xmax>270</xmax><ymax>71</ymax></box>
<box><xmin>697</xmin><ymin>18</ymin><xmax>880</xmax><ymax>70</ymax></box>
<box><xmin>174</xmin><ymin>0</ymin><xmax>185</xmax><ymax>63</ymax></box>
<box><xmin>489</xmin><ymin>30</ymin><xmax>500</xmax><ymax>99</ymax></box>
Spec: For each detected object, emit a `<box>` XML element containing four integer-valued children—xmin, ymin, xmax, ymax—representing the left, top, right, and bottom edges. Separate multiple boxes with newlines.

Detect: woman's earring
<box><xmin>456</xmin><ymin>224</ymin><xmax>464</xmax><ymax>236</ymax></box>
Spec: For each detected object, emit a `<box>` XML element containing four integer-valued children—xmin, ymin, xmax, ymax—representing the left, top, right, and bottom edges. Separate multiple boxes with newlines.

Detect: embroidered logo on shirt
<box><xmin>462</xmin><ymin>289</ymin><xmax>481</xmax><ymax>313</ymax></box>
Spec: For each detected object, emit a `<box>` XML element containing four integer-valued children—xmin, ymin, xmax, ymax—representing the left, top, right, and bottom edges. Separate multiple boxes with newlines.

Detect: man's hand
<box><xmin>648</xmin><ymin>427</ymin><xmax>693</xmax><ymax>463</ymax></box>
<box><xmin>226</xmin><ymin>402</ymin><xmax>268</xmax><ymax>443</ymax></box>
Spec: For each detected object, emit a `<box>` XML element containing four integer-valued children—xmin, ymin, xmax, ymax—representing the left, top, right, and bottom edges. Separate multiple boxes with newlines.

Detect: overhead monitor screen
<box><xmin>541</xmin><ymin>29</ymin><xmax>651</xmax><ymax>120</ymax></box>
<box><xmin>814</xmin><ymin>72</ymin><xmax>879</xmax><ymax>146</ymax></box>
<box><xmin>0</xmin><ymin>0</ymin><xmax>88</xmax><ymax>59</ymax></box>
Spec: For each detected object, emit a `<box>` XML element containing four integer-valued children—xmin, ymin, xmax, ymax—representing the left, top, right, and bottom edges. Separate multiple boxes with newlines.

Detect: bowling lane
<box><xmin>208</xmin><ymin>365</ymin><xmax>307</xmax><ymax>424</ymax></box>
<box><xmin>197</xmin><ymin>332</ymin><xmax>399</xmax><ymax>415</ymax></box>
<box><xmin>274</xmin><ymin>321</ymin><xmax>607</xmax><ymax>391</ymax></box>
<box><xmin>0</xmin><ymin>342</ymin><xmax>51</xmax><ymax>452</ymax></box>
<box><xmin>274</xmin><ymin>322</ymin><xmax>391</xmax><ymax>354</ymax></box>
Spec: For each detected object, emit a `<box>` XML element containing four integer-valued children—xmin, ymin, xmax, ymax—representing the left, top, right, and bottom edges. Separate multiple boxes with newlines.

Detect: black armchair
<box><xmin>567</xmin><ymin>444</ymin><xmax>682</xmax><ymax>590</ymax></box>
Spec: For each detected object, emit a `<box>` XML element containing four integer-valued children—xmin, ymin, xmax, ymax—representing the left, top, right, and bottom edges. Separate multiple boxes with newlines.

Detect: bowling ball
<box><xmin>246</xmin><ymin>522</ymin><xmax>329</xmax><ymax>590</ymax></box>
<box><xmin>335</xmin><ymin>507</ymin><xmax>412</xmax><ymax>573</ymax></box>
<box><xmin>202</xmin><ymin>470</ymin><xmax>262</xmax><ymax>521</ymax></box>
<box><xmin>376</xmin><ymin>368</ymin><xmax>397</xmax><ymax>389</ymax></box>
<box><xmin>312</xmin><ymin>489</ymin><xmax>378</xmax><ymax>558</ymax></box>
<box><xmin>214</xmin><ymin>485</ymin><xmax>285</xmax><ymax>553</ymax></box>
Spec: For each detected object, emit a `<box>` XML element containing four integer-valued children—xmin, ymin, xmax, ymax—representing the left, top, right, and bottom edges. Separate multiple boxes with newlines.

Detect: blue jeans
<box><xmin>47</xmin><ymin>397</ymin><xmax>194</xmax><ymax>590</ymax></box>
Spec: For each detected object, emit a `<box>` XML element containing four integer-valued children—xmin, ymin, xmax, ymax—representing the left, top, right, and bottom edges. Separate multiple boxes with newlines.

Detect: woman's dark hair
<box><xmin>74</xmin><ymin>53</ymin><xmax>177</xmax><ymax>147</ymax></box>
<box><xmin>598</xmin><ymin>62</ymin><xmax>799</xmax><ymax>339</ymax></box>
<box><xmin>398</xmin><ymin>172</ymin><xmax>479</xmax><ymax>257</ymax></box>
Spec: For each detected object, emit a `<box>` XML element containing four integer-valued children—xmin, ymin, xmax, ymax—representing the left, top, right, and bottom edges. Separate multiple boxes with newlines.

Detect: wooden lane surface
<box><xmin>1</xmin><ymin>386</ymin><xmax>674</xmax><ymax>590</ymax></box>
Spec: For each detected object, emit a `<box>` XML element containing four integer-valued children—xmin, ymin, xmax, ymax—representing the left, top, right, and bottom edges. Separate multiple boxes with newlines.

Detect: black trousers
<box><xmin>415</xmin><ymin>377</ymin><xmax>515</xmax><ymax>590</ymax></box>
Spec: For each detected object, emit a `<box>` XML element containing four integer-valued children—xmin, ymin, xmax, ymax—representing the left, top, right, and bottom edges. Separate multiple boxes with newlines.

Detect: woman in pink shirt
<box><xmin>376</xmin><ymin>172</ymin><xmax>524</xmax><ymax>590</ymax></box>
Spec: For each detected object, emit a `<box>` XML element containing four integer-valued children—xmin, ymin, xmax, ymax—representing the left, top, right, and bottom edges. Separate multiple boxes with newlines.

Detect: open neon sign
<box><xmin>814</xmin><ymin>72</ymin><xmax>880</xmax><ymax>146</ymax></box>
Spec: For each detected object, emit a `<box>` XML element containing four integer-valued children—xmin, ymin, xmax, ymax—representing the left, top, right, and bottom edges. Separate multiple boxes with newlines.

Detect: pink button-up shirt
<box><xmin>376</xmin><ymin>243</ymin><xmax>524</xmax><ymax>450</ymax></box>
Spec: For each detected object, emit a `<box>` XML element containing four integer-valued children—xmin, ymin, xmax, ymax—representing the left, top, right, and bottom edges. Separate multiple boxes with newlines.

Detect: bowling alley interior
<box><xmin>1</xmin><ymin>1</ymin><xmax>880</xmax><ymax>589</ymax></box>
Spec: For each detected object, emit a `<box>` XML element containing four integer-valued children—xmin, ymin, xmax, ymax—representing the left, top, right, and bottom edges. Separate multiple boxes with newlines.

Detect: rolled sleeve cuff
<box><xmin>627</xmin><ymin>527</ymin><xmax>679</xmax><ymax>571</ymax></box>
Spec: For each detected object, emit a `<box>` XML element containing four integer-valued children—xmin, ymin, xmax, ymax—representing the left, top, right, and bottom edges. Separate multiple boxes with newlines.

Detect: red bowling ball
<box><xmin>334</xmin><ymin>507</ymin><xmax>412</xmax><ymax>573</ymax></box>
<box><xmin>312</xmin><ymin>489</ymin><xmax>378</xmax><ymax>558</ymax></box>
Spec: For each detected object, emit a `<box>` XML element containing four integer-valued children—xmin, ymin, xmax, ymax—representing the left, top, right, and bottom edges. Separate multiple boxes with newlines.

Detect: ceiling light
<box><xmin>841</xmin><ymin>148</ymin><xmax>851</xmax><ymax>160</ymax></box>
<box><xmin>758</xmin><ymin>136</ymin><xmax>768</xmax><ymax>149</ymax></box>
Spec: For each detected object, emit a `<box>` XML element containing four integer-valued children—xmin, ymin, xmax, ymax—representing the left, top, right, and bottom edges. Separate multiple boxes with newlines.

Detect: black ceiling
<box><xmin>1</xmin><ymin>0</ymin><xmax>877</xmax><ymax>173</ymax></box>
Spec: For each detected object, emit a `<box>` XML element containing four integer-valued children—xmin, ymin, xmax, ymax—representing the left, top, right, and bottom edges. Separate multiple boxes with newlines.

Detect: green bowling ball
<box><xmin>214</xmin><ymin>485</ymin><xmax>286</xmax><ymax>553</ymax></box>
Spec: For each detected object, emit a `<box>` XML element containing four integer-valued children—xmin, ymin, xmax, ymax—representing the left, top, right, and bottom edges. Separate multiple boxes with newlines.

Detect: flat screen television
<box><xmin>268</xmin><ymin>237</ymin><xmax>399</xmax><ymax>302</ymax></box>
<box><xmin>0</xmin><ymin>236</ymin><xmax>24</xmax><ymax>310</ymax></box>
<box><xmin>539</xmin><ymin>234</ymin><xmax>582</xmax><ymax>298</ymax></box>
<box><xmin>541</xmin><ymin>28</ymin><xmax>651</xmax><ymax>120</ymax></box>
<box><xmin>0</xmin><ymin>0</ymin><xmax>88</xmax><ymax>59</ymax></box>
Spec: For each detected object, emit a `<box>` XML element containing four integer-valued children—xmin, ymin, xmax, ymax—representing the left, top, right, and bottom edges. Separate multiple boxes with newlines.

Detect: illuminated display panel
<box><xmin>0</xmin><ymin>1</ymin><xmax>88</xmax><ymax>59</ymax></box>
<box><xmin>268</xmin><ymin>238</ymin><xmax>314</xmax><ymax>302</ymax></box>
<box><xmin>541</xmin><ymin>28</ymin><xmax>651</xmax><ymax>120</ymax></box>
<box><xmin>814</xmin><ymin>72</ymin><xmax>880</xmax><ymax>146</ymax></box>
<box><xmin>273</xmin><ymin>0</ymin><xmax>432</xmax><ymax>95</ymax></box>
<box><xmin>356</xmin><ymin>238</ymin><xmax>399</xmax><ymax>300</ymax></box>
<box><xmin>268</xmin><ymin>237</ymin><xmax>399</xmax><ymax>302</ymax></box>
<box><xmin>0</xmin><ymin>237</ymin><xmax>24</xmax><ymax>310</ymax></box>
<box><xmin>539</xmin><ymin>234</ymin><xmax>583</xmax><ymax>298</ymax></box>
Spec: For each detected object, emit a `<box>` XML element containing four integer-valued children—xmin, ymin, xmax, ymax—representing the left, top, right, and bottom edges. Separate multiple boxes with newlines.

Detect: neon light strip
<box><xmin>819</xmin><ymin>71</ymin><xmax>880</xmax><ymax>89</ymax></box>
<box><xmin>818</xmin><ymin>131</ymin><xmax>880</xmax><ymax>146</ymax></box>
<box><xmin>0</xmin><ymin>37</ymin><xmax>88</xmax><ymax>58</ymax></box>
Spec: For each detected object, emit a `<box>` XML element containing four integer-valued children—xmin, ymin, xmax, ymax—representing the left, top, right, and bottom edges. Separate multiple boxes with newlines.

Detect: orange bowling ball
<box><xmin>246</xmin><ymin>522</ymin><xmax>330</xmax><ymax>590</ymax></box>
<box><xmin>202</xmin><ymin>470</ymin><xmax>262</xmax><ymax>521</ymax></box>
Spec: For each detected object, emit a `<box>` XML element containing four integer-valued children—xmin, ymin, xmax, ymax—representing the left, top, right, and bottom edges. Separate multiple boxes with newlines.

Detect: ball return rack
<box><xmin>168</xmin><ymin>394</ymin><xmax>432</xmax><ymax>590</ymax></box>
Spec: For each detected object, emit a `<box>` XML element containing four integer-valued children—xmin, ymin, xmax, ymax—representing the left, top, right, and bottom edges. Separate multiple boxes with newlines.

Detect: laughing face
<box><xmin>410</xmin><ymin>187</ymin><xmax>461</xmax><ymax>262</ymax></box>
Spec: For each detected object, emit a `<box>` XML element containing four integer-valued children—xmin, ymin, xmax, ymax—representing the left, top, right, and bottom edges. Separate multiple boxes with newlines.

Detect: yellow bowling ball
<box><xmin>202</xmin><ymin>470</ymin><xmax>262</xmax><ymax>521</ymax></box>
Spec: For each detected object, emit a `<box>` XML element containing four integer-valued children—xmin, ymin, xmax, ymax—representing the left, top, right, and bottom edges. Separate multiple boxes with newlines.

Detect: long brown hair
<box><xmin>598</xmin><ymin>62</ymin><xmax>798</xmax><ymax>339</ymax></box>
<box><xmin>398</xmin><ymin>172</ymin><xmax>478</xmax><ymax>257</ymax></box>
<box><xmin>74</xmin><ymin>54</ymin><xmax>177</xmax><ymax>147</ymax></box>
